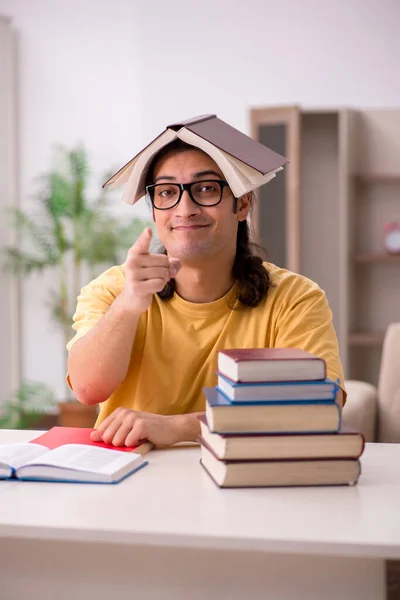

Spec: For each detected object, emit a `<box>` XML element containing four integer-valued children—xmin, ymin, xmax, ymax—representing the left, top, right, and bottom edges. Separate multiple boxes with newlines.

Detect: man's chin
<box><xmin>166</xmin><ymin>242</ymin><xmax>214</xmax><ymax>261</ymax></box>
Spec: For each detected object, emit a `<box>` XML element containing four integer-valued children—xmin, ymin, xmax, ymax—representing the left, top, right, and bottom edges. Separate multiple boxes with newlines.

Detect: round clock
<box><xmin>383</xmin><ymin>221</ymin><xmax>400</xmax><ymax>254</ymax></box>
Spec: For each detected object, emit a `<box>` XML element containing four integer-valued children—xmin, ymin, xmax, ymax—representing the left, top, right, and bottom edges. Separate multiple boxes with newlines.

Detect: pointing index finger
<box><xmin>132</xmin><ymin>227</ymin><xmax>153</xmax><ymax>255</ymax></box>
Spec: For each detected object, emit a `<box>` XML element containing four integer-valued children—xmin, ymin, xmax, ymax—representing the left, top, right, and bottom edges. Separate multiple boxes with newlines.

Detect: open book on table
<box><xmin>0</xmin><ymin>442</ymin><xmax>148</xmax><ymax>484</ymax></box>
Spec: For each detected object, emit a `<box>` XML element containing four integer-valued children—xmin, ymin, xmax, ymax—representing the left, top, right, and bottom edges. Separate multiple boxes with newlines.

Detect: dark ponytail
<box><xmin>231</xmin><ymin>219</ymin><xmax>272</xmax><ymax>308</ymax></box>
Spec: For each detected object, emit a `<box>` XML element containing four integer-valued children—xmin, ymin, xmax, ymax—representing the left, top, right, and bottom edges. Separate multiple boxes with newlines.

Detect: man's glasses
<box><xmin>146</xmin><ymin>179</ymin><xmax>229</xmax><ymax>210</ymax></box>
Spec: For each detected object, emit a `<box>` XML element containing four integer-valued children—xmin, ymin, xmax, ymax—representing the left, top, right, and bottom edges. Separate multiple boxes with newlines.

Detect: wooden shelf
<box><xmin>348</xmin><ymin>332</ymin><xmax>385</xmax><ymax>347</ymax></box>
<box><xmin>354</xmin><ymin>173</ymin><xmax>400</xmax><ymax>184</ymax></box>
<box><xmin>353</xmin><ymin>252</ymin><xmax>400</xmax><ymax>264</ymax></box>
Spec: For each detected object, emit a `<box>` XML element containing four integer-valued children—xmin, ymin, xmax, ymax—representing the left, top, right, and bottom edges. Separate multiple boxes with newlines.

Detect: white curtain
<box><xmin>0</xmin><ymin>14</ymin><xmax>20</xmax><ymax>407</ymax></box>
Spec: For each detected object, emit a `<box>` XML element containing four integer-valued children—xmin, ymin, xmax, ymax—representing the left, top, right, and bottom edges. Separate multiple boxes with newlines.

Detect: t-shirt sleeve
<box><xmin>66</xmin><ymin>266</ymin><xmax>124</xmax><ymax>352</ymax></box>
<box><xmin>274</xmin><ymin>276</ymin><xmax>345</xmax><ymax>396</ymax></box>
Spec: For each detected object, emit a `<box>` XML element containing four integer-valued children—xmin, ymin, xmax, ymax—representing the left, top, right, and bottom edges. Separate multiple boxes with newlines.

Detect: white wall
<box><xmin>0</xmin><ymin>15</ymin><xmax>19</xmax><ymax>406</ymax></box>
<box><xmin>136</xmin><ymin>0</ymin><xmax>400</xmax><ymax>136</ymax></box>
<box><xmin>0</xmin><ymin>0</ymin><xmax>399</xmax><ymax>399</ymax></box>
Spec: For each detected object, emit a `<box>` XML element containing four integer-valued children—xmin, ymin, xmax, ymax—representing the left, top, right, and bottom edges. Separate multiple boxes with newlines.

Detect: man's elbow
<box><xmin>69</xmin><ymin>378</ymin><xmax>106</xmax><ymax>406</ymax></box>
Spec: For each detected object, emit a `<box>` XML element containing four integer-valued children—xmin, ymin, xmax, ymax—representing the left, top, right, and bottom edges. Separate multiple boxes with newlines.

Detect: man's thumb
<box><xmin>133</xmin><ymin>227</ymin><xmax>152</xmax><ymax>255</ymax></box>
<box><xmin>90</xmin><ymin>429</ymin><xmax>102</xmax><ymax>442</ymax></box>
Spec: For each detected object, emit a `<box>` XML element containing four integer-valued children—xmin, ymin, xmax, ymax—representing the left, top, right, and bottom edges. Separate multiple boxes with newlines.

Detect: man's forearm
<box><xmin>68</xmin><ymin>293</ymin><xmax>141</xmax><ymax>405</ymax></box>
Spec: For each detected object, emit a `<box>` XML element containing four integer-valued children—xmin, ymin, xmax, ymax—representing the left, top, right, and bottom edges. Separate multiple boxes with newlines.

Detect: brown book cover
<box><xmin>102</xmin><ymin>114</ymin><xmax>288</xmax><ymax>204</ymax></box>
<box><xmin>198</xmin><ymin>414</ymin><xmax>365</xmax><ymax>461</ymax></box>
<box><xmin>218</xmin><ymin>348</ymin><xmax>327</xmax><ymax>383</ymax></box>
<box><xmin>200</xmin><ymin>440</ymin><xmax>362</xmax><ymax>488</ymax></box>
<box><xmin>168</xmin><ymin>114</ymin><xmax>287</xmax><ymax>175</ymax></box>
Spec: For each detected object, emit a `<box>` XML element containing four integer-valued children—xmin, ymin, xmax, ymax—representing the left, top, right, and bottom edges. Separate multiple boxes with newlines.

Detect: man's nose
<box><xmin>175</xmin><ymin>189</ymin><xmax>201</xmax><ymax>217</ymax></box>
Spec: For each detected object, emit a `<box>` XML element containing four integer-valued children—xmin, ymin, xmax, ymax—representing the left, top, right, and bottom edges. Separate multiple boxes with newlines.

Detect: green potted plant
<box><xmin>3</xmin><ymin>144</ymin><xmax>152</xmax><ymax>427</ymax></box>
<box><xmin>0</xmin><ymin>380</ymin><xmax>57</xmax><ymax>430</ymax></box>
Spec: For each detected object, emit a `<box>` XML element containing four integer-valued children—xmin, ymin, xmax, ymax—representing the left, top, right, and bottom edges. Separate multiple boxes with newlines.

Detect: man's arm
<box><xmin>68</xmin><ymin>228</ymin><xmax>181</xmax><ymax>406</ymax></box>
<box><xmin>90</xmin><ymin>389</ymin><xmax>343</xmax><ymax>448</ymax></box>
<box><xmin>68</xmin><ymin>293</ymin><xmax>141</xmax><ymax>405</ymax></box>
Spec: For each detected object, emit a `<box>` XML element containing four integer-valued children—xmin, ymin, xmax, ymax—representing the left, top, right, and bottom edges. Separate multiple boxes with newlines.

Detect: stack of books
<box><xmin>199</xmin><ymin>348</ymin><xmax>364</xmax><ymax>488</ymax></box>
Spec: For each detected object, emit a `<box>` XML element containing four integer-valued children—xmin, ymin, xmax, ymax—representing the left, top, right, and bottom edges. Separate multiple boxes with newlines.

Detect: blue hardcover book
<box><xmin>217</xmin><ymin>372</ymin><xmax>339</xmax><ymax>403</ymax></box>
<box><xmin>203</xmin><ymin>387</ymin><xmax>341</xmax><ymax>434</ymax></box>
<box><xmin>0</xmin><ymin>442</ymin><xmax>148</xmax><ymax>484</ymax></box>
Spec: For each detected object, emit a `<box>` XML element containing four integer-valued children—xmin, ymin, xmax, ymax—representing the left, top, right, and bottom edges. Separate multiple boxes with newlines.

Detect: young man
<box><xmin>67</xmin><ymin>132</ymin><xmax>345</xmax><ymax>448</ymax></box>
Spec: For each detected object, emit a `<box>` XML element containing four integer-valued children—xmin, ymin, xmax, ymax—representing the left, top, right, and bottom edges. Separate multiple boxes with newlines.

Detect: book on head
<box><xmin>102</xmin><ymin>114</ymin><xmax>288</xmax><ymax>204</ymax></box>
<box><xmin>218</xmin><ymin>348</ymin><xmax>327</xmax><ymax>383</ymax></box>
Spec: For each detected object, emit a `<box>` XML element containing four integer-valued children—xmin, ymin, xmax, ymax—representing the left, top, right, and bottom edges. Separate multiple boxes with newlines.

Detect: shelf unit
<box><xmin>353</xmin><ymin>252</ymin><xmax>400</xmax><ymax>264</ymax></box>
<box><xmin>348</xmin><ymin>332</ymin><xmax>386</xmax><ymax>347</ymax></box>
<box><xmin>250</xmin><ymin>106</ymin><xmax>400</xmax><ymax>386</ymax></box>
<box><xmin>354</xmin><ymin>174</ymin><xmax>400</xmax><ymax>184</ymax></box>
<box><xmin>349</xmin><ymin>110</ymin><xmax>400</xmax><ymax>385</ymax></box>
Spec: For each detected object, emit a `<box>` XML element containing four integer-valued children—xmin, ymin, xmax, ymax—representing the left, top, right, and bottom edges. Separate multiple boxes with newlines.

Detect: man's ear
<box><xmin>237</xmin><ymin>193</ymin><xmax>252</xmax><ymax>221</ymax></box>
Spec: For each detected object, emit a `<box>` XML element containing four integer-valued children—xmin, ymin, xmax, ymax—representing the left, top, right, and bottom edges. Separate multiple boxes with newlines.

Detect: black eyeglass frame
<box><xmin>146</xmin><ymin>179</ymin><xmax>230</xmax><ymax>211</ymax></box>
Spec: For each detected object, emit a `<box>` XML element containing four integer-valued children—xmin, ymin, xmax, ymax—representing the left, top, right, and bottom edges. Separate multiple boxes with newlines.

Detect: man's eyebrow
<box><xmin>154</xmin><ymin>170</ymin><xmax>223</xmax><ymax>184</ymax></box>
<box><xmin>154</xmin><ymin>175</ymin><xmax>176</xmax><ymax>183</ymax></box>
<box><xmin>193</xmin><ymin>170</ymin><xmax>223</xmax><ymax>179</ymax></box>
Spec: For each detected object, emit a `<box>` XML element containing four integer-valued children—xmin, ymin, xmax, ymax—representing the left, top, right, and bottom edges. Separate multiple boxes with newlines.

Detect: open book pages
<box><xmin>0</xmin><ymin>443</ymin><xmax>147</xmax><ymax>484</ymax></box>
<box><xmin>0</xmin><ymin>443</ymin><xmax>45</xmax><ymax>477</ymax></box>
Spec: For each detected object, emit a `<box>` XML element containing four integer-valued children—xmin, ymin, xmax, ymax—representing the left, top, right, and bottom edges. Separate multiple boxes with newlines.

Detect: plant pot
<box><xmin>29</xmin><ymin>412</ymin><xmax>59</xmax><ymax>431</ymax></box>
<box><xmin>57</xmin><ymin>401</ymin><xmax>99</xmax><ymax>428</ymax></box>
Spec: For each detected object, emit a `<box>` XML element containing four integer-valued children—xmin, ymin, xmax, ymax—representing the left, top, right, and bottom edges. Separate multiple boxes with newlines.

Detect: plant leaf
<box><xmin>2</xmin><ymin>247</ymin><xmax>56</xmax><ymax>275</ymax></box>
<box><xmin>0</xmin><ymin>380</ymin><xmax>57</xmax><ymax>429</ymax></box>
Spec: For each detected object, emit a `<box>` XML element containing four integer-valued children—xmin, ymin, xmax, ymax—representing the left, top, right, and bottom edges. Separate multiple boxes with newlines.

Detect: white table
<box><xmin>1</xmin><ymin>430</ymin><xmax>400</xmax><ymax>600</ymax></box>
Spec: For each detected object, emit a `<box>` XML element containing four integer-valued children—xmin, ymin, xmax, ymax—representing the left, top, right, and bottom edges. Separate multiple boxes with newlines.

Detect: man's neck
<box><xmin>173</xmin><ymin>259</ymin><xmax>235</xmax><ymax>303</ymax></box>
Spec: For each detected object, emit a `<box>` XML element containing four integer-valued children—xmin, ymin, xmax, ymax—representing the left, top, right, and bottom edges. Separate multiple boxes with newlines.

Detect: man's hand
<box><xmin>90</xmin><ymin>407</ymin><xmax>201</xmax><ymax>447</ymax></box>
<box><xmin>119</xmin><ymin>227</ymin><xmax>181</xmax><ymax>315</ymax></box>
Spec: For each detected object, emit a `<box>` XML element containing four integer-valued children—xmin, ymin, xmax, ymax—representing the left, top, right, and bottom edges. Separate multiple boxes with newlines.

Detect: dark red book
<box><xmin>30</xmin><ymin>427</ymin><xmax>152</xmax><ymax>455</ymax></box>
<box><xmin>218</xmin><ymin>347</ymin><xmax>326</xmax><ymax>383</ymax></box>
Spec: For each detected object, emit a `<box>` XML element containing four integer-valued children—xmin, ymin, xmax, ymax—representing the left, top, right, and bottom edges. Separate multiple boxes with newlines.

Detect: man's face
<box><xmin>152</xmin><ymin>149</ymin><xmax>250</xmax><ymax>263</ymax></box>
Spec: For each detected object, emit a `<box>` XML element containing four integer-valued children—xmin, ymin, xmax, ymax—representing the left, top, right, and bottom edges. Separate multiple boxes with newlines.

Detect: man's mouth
<box><xmin>172</xmin><ymin>224</ymin><xmax>210</xmax><ymax>231</ymax></box>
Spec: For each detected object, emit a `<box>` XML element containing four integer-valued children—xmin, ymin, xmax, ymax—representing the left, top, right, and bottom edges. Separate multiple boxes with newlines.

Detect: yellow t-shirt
<box><xmin>67</xmin><ymin>262</ymin><xmax>345</xmax><ymax>426</ymax></box>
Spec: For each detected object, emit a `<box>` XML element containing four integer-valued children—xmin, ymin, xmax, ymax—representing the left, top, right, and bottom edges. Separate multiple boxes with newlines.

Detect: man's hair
<box><xmin>144</xmin><ymin>139</ymin><xmax>273</xmax><ymax>308</ymax></box>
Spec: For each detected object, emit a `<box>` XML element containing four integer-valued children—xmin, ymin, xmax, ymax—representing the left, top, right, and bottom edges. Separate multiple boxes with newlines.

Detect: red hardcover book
<box><xmin>30</xmin><ymin>427</ymin><xmax>152</xmax><ymax>455</ymax></box>
<box><xmin>218</xmin><ymin>348</ymin><xmax>326</xmax><ymax>383</ymax></box>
